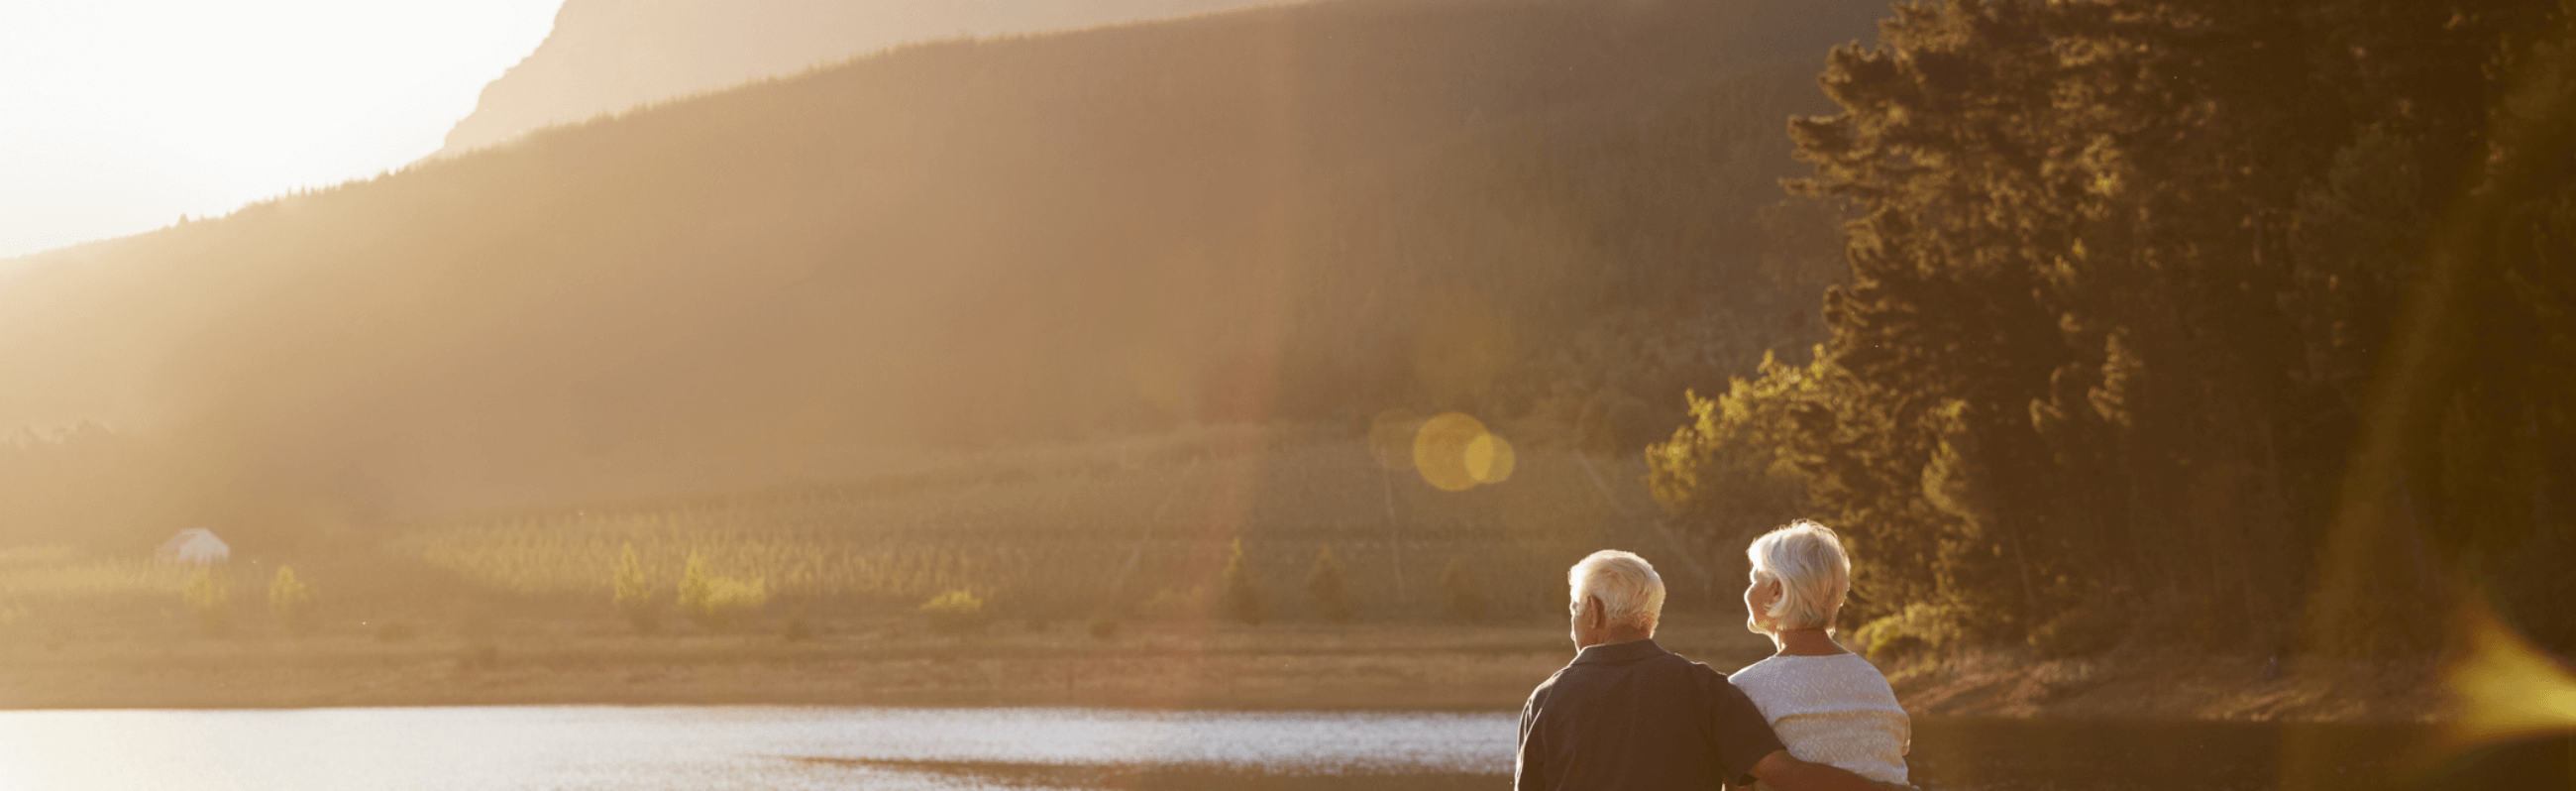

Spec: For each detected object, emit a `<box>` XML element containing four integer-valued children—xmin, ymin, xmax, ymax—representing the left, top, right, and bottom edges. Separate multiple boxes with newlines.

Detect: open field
<box><xmin>0</xmin><ymin>425</ymin><xmax>2454</xmax><ymax>723</ymax></box>
<box><xmin>0</xmin><ymin>619</ymin><xmax>1771</xmax><ymax>712</ymax></box>
<box><xmin>1</xmin><ymin>424</ymin><xmax>1747</xmax><ymax>631</ymax></box>
<box><xmin>0</xmin><ymin>423</ymin><xmax>1771</xmax><ymax>711</ymax></box>
<box><xmin>0</xmin><ymin>610</ymin><xmax>2445</xmax><ymax>725</ymax></box>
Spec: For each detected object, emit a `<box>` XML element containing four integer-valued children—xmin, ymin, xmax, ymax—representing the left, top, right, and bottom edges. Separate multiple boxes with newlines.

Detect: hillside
<box><xmin>0</xmin><ymin>0</ymin><xmax>1885</xmax><ymax>547</ymax></box>
<box><xmin>437</xmin><ymin>0</ymin><xmax>1297</xmax><ymax>157</ymax></box>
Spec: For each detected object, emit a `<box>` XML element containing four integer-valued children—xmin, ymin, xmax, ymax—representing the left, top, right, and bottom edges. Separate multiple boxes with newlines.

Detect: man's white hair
<box><xmin>1568</xmin><ymin>550</ymin><xmax>1665</xmax><ymax>629</ymax></box>
<box><xmin>1747</xmin><ymin>519</ymin><xmax>1851</xmax><ymax>633</ymax></box>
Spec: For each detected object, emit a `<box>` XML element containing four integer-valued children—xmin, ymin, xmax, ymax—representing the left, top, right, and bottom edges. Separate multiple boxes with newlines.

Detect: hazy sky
<box><xmin>0</xmin><ymin>0</ymin><xmax>564</xmax><ymax>262</ymax></box>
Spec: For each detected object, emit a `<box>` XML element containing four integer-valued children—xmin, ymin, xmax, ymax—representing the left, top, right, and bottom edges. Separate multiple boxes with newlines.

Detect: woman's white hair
<box><xmin>1568</xmin><ymin>550</ymin><xmax>1665</xmax><ymax>629</ymax></box>
<box><xmin>1747</xmin><ymin>519</ymin><xmax>1851</xmax><ymax>633</ymax></box>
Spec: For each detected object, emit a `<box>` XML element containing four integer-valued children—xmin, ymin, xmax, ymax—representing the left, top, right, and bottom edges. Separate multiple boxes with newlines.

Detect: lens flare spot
<box><xmin>1466</xmin><ymin>432</ymin><xmax>1516</xmax><ymax>485</ymax></box>
<box><xmin>2438</xmin><ymin>598</ymin><xmax>2576</xmax><ymax>754</ymax></box>
<box><xmin>1412</xmin><ymin>412</ymin><xmax>1487</xmax><ymax>493</ymax></box>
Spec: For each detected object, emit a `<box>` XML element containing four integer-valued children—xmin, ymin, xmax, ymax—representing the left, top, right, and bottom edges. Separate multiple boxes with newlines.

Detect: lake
<box><xmin>0</xmin><ymin>706</ymin><xmax>2555</xmax><ymax>790</ymax></box>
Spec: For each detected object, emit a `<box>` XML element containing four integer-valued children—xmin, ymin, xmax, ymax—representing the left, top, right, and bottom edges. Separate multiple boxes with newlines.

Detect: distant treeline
<box><xmin>1652</xmin><ymin>0</ymin><xmax>2576</xmax><ymax>656</ymax></box>
<box><xmin>0</xmin><ymin>0</ymin><xmax>1885</xmax><ymax>544</ymax></box>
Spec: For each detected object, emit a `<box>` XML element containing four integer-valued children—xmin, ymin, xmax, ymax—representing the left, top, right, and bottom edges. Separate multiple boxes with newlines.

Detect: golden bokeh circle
<box><xmin>1413</xmin><ymin>412</ymin><xmax>1489</xmax><ymax>492</ymax></box>
<box><xmin>1468</xmin><ymin>432</ymin><xmax>1516</xmax><ymax>485</ymax></box>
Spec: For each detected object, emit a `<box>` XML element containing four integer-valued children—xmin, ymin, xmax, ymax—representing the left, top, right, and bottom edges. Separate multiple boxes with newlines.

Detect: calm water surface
<box><xmin>0</xmin><ymin>706</ymin><xmax>1508</xmax><ymax>790</ymax></box>
<box><xmin>0</xmin><ymin>706</ymin><xmax>2553</xmax><ymax>790</ymax></box>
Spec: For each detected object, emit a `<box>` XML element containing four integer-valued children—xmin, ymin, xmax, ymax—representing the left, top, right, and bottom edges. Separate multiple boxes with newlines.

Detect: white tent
<box><xmin>155</xmin><ymin>528</ymin><xmax>230</xmax><ymax>565</ymax></box>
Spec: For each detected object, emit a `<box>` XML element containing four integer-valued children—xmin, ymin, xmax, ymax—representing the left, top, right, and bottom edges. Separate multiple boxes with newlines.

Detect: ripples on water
<box><xmin>0</xmin><ymin>706</ymin><xmax>1516</xmax><ymax>791</ymax></box>
<box><xmin>0</xmin><ymin>707</ymin><xmax>2558</xmax><ymax>790</ymax></box>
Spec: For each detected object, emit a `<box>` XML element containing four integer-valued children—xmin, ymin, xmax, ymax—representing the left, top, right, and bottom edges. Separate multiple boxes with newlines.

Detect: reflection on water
<box><xmin>0</xmin><ymin>706</ymin><xmax>1514</xmax><ymax>791</ymax></box>
<box><xmin>0</xmin><ymin>706</ymin><xmax>2559</xmax><ymax>790</ymax></box>
<box><xmin>1909</xmin><ymin>718</ymin><xmax>2570</xmax><ymax>791</ymax></box>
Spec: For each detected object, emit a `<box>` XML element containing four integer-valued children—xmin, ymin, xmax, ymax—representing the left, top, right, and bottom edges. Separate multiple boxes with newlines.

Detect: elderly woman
<box><xmin>1731</xmin><ymin>520</ymin><xmax>1911</xmax><ymax>789</ymax></box>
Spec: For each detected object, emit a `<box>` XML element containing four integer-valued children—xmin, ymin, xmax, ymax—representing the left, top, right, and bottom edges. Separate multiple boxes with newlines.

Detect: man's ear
<box><xmin>1582</xmin><ymin>595</ymin><xmax>1605</xmax><ymax>629</ymax></box>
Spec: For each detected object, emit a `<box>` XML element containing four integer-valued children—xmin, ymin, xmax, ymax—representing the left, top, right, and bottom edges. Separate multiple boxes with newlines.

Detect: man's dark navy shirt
<box><xmin>1515</xmin><ymin>638</ymin><xmax>1786</xmax><ymax>790</ymax></box>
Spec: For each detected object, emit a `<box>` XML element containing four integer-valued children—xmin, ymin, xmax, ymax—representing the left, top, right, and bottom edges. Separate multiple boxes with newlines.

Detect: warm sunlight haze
<box><xmin>0</xmin><ymin>0</ymin><xmax>2565</xmax><ymax>788</ymax></box>
<box><xmin>0</xmin><ymin>0</ymin><xmax>561</xmax><ymax>262</ymax></box>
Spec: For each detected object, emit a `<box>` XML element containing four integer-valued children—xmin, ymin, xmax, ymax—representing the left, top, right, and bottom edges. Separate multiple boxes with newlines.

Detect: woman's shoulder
<box><xmin>1734</xmin><ymin>653</ymin><xmax>1897</xmax><ymax>693</ymax></box>
<box><xmin>1728</xmin><ymin>655</ymin><xmax>1787</xmax><ymax>682</ymax></box>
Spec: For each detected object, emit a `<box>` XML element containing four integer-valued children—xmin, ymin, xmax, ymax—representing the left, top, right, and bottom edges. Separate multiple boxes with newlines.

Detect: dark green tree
<box><xmin>1306</xmin><ymin>544</ymin><xmax>1354</xmax><ymax>623</ymax></box>
<box><xmin>1439</xmin><ymin>555</ymin><xmax>1488</xmax><ymax>622</ymax></box>
<box><xmin>1220</xmin><ymin>539</ymin><xmax>1266</xmax><ymax>626</ymax></box>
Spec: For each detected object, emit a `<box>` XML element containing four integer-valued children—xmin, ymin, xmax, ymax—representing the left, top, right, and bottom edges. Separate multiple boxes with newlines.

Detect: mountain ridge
<box><xmin>438</xmin><ymin>0</ymin><xmax>1301</xmax><ymax>157</ymax></box>
<box><xmin>0</xmin><ymin>0</ymin><xmax>1884</xmax><ymax>544</ymax></box>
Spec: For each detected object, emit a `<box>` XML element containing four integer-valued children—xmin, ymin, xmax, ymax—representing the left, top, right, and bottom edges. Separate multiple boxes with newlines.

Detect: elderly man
<box><xmin>1516</xmin><ymin>550</ymin><xmax>1906</xmax><ymax>791</ymax></box>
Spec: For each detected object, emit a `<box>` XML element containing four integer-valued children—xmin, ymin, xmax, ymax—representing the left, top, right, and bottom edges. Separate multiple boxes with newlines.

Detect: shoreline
<box><xmin>1882</xmin><ymin>647</ymin><xmax>2448</xmax><ymax>725</ymax></box>
<box><xmin>0</xmin><ymin>621</ymin><xmax>2449</xmax><ymax>723</ymax></box>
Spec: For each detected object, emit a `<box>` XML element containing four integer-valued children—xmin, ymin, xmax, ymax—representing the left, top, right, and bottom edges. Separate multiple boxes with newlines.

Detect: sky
<box><xmin>0</xmin><ymin>0</ymin><xmax>565</xmax><ymax>262</ymax></box>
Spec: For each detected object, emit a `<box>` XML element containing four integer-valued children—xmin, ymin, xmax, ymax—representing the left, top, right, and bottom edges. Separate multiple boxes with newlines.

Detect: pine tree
<box><xmin>614</xmin><ymin>544</ymin><xmax>658</xmax><ymax>634</ymax></box>
<box><xmin>1440</xmin><ymin>555</ymin><xmax>1487</xmax><ymax>622</ymax></box>
<box><xmin>268</xmin><ymin>565</ymin><xmax>314</xmax><ymax>636</ymax></box>
<box><xmin>182</xmin><ymin>569</ymin><xmax>230</xmax><ymax>636</ymax></box>
<box><xmin>1220</xmin><ymin>538</ymin><xmax>1265</xmax><ymax>625</ymax></box>
<box><xmin>1306</xmin><ymin>544</ymin><xmax>1354</xmax><ymax>623</ymax></box>
<box><xmin>677</xmin><ymin>552</ymin><xmax>769</xmax><ymax>631</ymax></box>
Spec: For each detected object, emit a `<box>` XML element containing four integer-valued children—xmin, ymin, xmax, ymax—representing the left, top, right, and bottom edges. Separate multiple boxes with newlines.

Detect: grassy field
<box><xmin>0</xmin><ymin>617</ymin><xmax>1775</xmax><ymax>712</ymax></box>
<box><xmin>333</xmin><ymin>422</ymin><xmax>1748</xmax><ymax>627</ymax></box>
<box><xmin>0</xmin><ymin>424</ymin><xmax>2448</xmax><ymax>722</ymax></box>
<box><xmin>0</xmin><ymin>422</ymin><xmax>1789</xmax><ymax>710</ymax></box>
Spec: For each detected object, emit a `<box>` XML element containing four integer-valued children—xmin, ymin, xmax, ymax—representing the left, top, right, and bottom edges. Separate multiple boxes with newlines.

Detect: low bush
<box><xmin>1140</xmin><ymin>586</ymin><xmax>1206</xmax><ymax>622</ymax></box>
<box><xmin>1851</xmin><ymin>603</ymin><xmax>1966</xmax><ymax>662</ymax></box>
<box><xmin>2029</xmin><ymin>595</ymin><xmax>2126</xmax><ymax>658</ymax></box>
<box><xmin>920</xmin><ymin>589</ymin><xmax>988</xmax><ymax>634</ymax></box>
<box><xmin>1307</xmin><ymin>544</ymin><xmax>1354</xmax><ymax>623</ymax></box>
<box><xmin>1440</xmin><ymin>555</ymin><xmax>1487</xmax><ymax>622</ymax></box>
<box><xmin>677</xmin><ymin>553</ymin><xmax>769</xmax><ymax>632</ymax></box>
<box><xmin>613</xmin><ymin>544</ymin><xmax>659</xmax><ymax>635</ymax></box>
<box><xmin>1220</xmin><ymin>539</ymin><xmax>1265</xmax><ymax>625</ymax></box>
<box><xmin>268</xmin><ymin>566</ymin><xmax>315</xmax><ymax>636</ymax></box>
<box><xmin>182</xmin><ymin>569</ymin><xmax>231</xmax><ymax>636</ymax></box>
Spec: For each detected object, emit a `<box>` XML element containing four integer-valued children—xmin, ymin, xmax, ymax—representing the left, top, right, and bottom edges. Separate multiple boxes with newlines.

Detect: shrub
<box><xmin>1140</xmin><ymin>586</ymin><xmax>1206</xmax><ymax>621</ymax></box>
<box><xmin>1220</xmin><ymin>538</ymin><xmax>1266</xmax><ymax>625</ymax></box>
<box><xmin>613</xmin><ymin>543</ymin><xmax>659</xmax><ymax>634</ymax></box>
<box><xmin>182</xmin><ymin>569</ymin><xmax>231</xmax><ymax>636</ymax></box>
<box><xmin>920</xmin><ymin>589</ymin><xmax>988</xmax><ymax>634</ymax></box>
<box><xmin>2029</xmin><ymin>595</ymin><xmax>2126</xmax><ymax>658</ymax></box>
<box><xmin>677</xmin><ymin>553</ymin><xmax>769</xmax><ymax>631</ymax></box>
<box><xmin>1306</xmin><ymin>544</ymin><xmax>1354</xmax><ymax>623</ymax></box>
<box><xmin>268</xmin><ymin>565</ymin><xmax>315</xmax><ymax>636</ymax></box>
<box><xmin>1852</xmin><ymin>603</ymin><xmax>1966</xmax><ymax>662</ymax></box>
<box><xmin>1440</xmin><ymin>555</ymin><xmax>1487</xmax><ymax>622</ymax></box>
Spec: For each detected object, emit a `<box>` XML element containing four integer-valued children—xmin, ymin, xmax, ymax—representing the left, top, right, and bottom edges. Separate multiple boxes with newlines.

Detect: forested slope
<box><xmin>1651</xmin><ymin>0</ymin><xmax>2576</xmax><ymax>656</ymax></box>
<box><xmin>0</xmin><ymin>0</ymin><xmax>1884</xmax><ymax>546</ymax></box>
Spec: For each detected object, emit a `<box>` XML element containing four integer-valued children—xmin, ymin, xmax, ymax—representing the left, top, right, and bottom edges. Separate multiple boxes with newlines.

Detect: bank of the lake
<box><xmin>0</xmin><ymin>621</ymin><xmax>1728</xmax><ymax>712</ymax></box>
<box><xmin>1881</xmin><ymin>648</ymin><xmax>2446</xmax><ymax>725</ymax></box>
<box><xmin>0</xmin><ymin>619</ymin><xmax>2446</xmax><ymax>725</ymax></box>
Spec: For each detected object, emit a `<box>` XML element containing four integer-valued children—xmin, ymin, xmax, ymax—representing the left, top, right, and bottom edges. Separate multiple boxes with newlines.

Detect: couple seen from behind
<box><xmin>1516</xmin><ymin>520</ymin><xmax>1914</xmax><ymax>791</ymax></box>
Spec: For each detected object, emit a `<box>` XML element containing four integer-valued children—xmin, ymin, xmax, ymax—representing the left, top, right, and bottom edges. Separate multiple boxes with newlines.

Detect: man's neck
<box><xmin>1579</xmin><ymin>628</ymin><xmax>1654</xmax><ymax>651</ymax></box>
